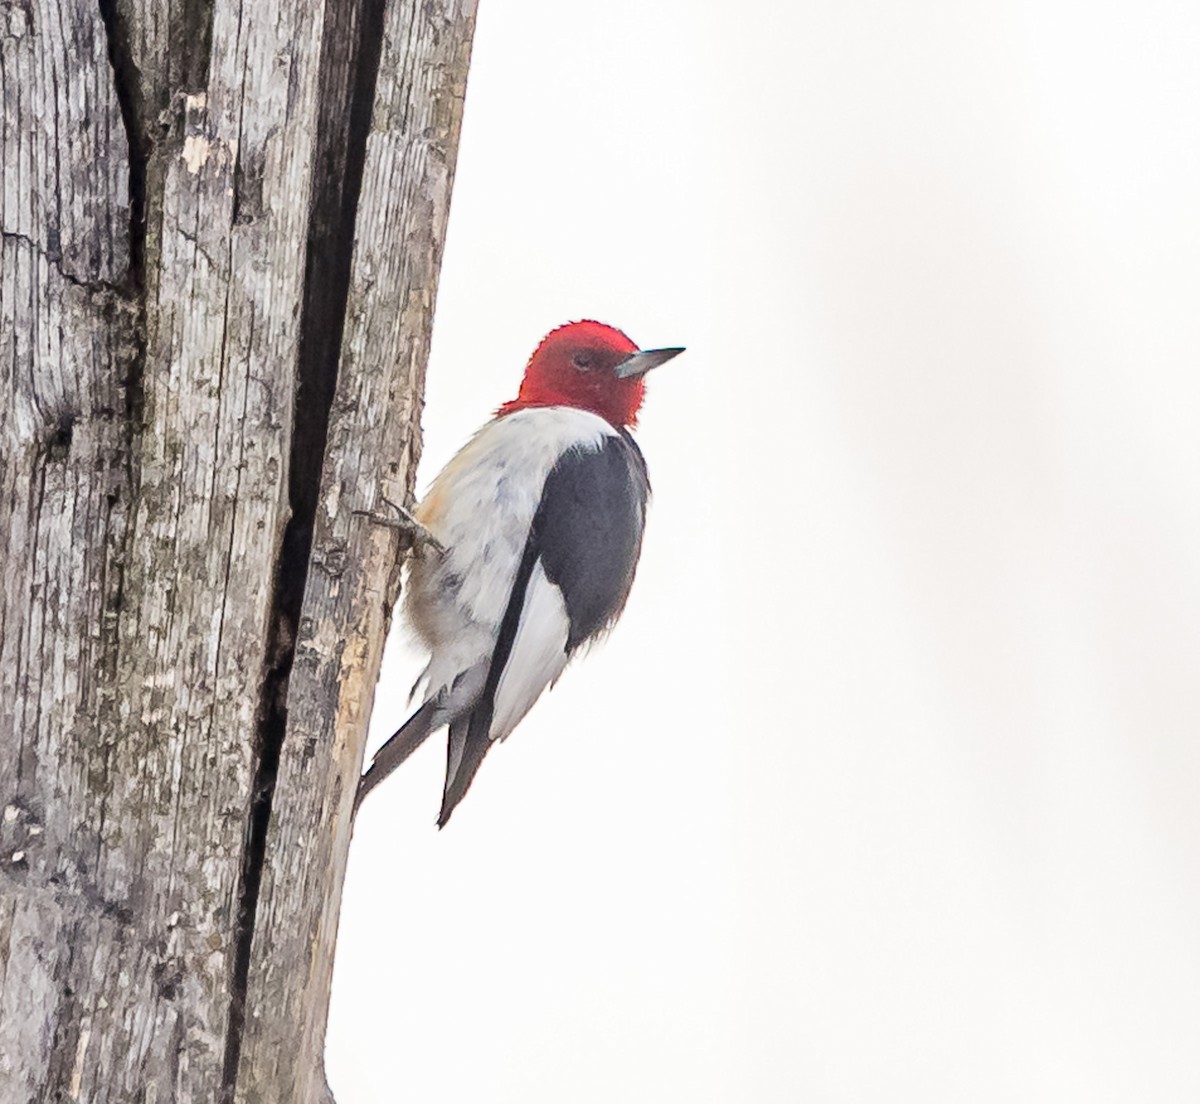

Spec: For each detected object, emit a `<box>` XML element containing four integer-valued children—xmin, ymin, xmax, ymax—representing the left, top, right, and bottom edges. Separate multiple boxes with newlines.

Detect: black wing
<box><xmin>532</xmin><ymin>429</ymin><xmax>650</xmax><ymax>652</ymax></box>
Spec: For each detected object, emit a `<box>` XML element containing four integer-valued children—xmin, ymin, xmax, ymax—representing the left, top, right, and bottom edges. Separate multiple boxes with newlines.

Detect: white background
<box><xmin>327</xmin><ymin>1</ymin><xmax>1200</xmax><ymax>1100</ymax></box>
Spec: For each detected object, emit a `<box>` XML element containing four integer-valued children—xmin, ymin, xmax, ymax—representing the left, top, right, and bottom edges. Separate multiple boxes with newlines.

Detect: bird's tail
<box><xmin>437</xmin><ymin>711</ymin><xmax>495</xmax><ymax>828</ymax></box>
<box><xmin>354</xmin><ymin>699</ymin><xmax>440</xmax><ymax>815</ymax></box>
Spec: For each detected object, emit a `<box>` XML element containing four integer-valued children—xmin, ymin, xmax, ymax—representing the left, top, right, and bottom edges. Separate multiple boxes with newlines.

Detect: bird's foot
<box><xmin>354</xmin><ymin>497</ymin><xmax>446</xmax><ymax>557</ymax></box>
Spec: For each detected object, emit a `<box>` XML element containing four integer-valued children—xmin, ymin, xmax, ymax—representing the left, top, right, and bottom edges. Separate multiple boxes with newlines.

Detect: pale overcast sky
<box><xmin>328</xmin><ymin>2</ymin><xmax>1200</xmax><ymax>1101</ymax></box>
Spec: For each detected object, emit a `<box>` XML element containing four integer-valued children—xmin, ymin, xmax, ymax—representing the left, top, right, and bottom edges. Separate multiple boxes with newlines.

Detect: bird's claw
<box><xmin>354</xmin><ymin>497</ymin><xmax>446</xmax><ymax>557</ymax></box>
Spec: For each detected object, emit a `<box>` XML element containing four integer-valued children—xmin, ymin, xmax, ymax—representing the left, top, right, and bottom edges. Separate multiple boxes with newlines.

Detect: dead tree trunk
<box><xmin>0</xmin><ymin>0</ymin><xmax>475</xmax><ymax>1098</ymax></box>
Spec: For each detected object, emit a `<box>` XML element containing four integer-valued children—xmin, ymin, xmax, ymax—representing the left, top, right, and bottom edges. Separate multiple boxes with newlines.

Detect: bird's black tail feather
<box><xmin>354</xmin><ymin>699</ymin><xmax>440</xmax><ymax>815</ymax></box>
<box><xmin>437</xmin><ymin>712</ymin><xmax>494</xmax><ymax>828</ymax></box>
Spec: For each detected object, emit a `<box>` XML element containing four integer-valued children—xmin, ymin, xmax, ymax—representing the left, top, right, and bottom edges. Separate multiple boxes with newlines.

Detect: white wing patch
<box><xmin>489</xmin><ymin>560</ymin><xmax>571</xmax><ymax>741</ymax></box>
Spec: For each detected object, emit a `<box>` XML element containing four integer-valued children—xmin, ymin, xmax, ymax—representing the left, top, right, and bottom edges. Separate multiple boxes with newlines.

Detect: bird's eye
<box><xmin>572</xmin><ymin>352</ymin><xmax>593</xmax><ymax>371</ymax></box>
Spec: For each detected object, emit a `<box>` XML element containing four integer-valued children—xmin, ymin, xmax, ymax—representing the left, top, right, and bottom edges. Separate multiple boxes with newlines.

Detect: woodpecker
<box><xmin>355</xmin><ymin>321</ymin><xmax>684</xmax><ymax>826</ymax></box>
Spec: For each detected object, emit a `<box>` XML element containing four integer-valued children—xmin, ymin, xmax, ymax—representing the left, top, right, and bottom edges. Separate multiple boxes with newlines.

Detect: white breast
<box><xmin>405</xmin><ymin>406</ymin><xmax>615</xmax><ymax>696</ymax></box>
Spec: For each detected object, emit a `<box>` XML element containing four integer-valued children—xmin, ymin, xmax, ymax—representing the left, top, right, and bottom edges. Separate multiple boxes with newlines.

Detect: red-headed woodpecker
<box><xmin>355</xmin><ymin>321</ymin><xmax>684</xmax><ymax>826</ymax></box>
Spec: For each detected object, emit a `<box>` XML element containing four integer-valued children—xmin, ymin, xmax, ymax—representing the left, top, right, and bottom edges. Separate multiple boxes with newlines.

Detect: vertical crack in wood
<box><xmin>219</xmin><ymin>0</ymin><xmax>391</xmax><ymax>1096</ymax></box>
<box><xmin>95</xmin><ymin>0</ymin><xmax>148</xmax><ymax>292</ymax></box>
<box><xmin>96</xmin><ymin>0</ymin><xmax>150</xmax><ymax>609</ymax></box>
<box><xmin>178</xmin><ymin>0</ymin><xmax>216</xmax><ymax>95</ymax></box>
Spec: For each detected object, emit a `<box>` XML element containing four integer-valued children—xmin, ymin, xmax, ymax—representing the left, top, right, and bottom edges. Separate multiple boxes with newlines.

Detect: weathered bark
<box><xmin>0</xmin><ymin>0</ymin><xmax>475</xmax><ymax>1098</ymax></box>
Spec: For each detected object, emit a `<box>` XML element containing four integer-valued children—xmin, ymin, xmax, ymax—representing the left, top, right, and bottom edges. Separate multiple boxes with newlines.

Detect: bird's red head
<box><xmin>498</xmin><ymin>320</ymin><xmax>684</xmax><ymax>428</ymax></box>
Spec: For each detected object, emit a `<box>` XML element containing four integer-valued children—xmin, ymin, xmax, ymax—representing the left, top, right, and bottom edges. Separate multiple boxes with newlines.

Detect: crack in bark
<box><xmin>0</xmin><ymin>228</ymin><xmax>132</xmax><ymax>299</ymax></box>
<box><xmin>219</xmin><ymin>0</ymin><xmax>390</xmax><ymax>1097</ymax></box>
<box><xmin>95</xmin><ymin>0</ymin><xmax>149</xmax><ymax>293</ymax></box>
<box><xmin>95</xmin><ymin>0</ymin><xmax>150</xmax><ymax>644</ymax></box>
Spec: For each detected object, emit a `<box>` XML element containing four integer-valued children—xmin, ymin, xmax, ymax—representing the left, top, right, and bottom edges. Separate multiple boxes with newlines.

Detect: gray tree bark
<box><xmin>0</xmin><ymin>0</ymin><xmax>475</xmax><ymax>1098</ymax></box>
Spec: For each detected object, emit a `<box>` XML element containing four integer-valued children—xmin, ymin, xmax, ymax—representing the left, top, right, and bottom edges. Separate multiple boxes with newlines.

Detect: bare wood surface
<box><xmin>234</xmin><ymin>3</ymin><xmax>476</xmax><ymax>1098</ymax></box>
<box><xmin>0</xmin><ymin>0</ymin><xmax>475</xmax><ymax>1097</ymax></box>
<box><xmin>1</xmin><ymin>0</ymin><xmax>137</xmax><ymax>1097</ymax></box>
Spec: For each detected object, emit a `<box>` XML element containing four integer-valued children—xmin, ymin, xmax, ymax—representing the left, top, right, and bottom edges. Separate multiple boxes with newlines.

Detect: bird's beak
<box><xmin>614</xmin><ymin>346</ymin><xmax>686</xmax><ymax>379</ymax></box>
